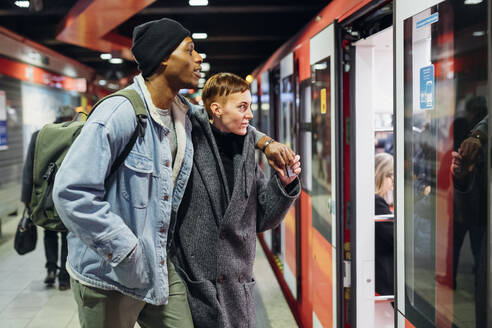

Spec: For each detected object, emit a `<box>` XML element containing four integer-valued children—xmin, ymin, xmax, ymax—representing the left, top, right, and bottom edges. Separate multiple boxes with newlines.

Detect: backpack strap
<box><xmin>89</xmin><ymin>89</ymin><xmax>149</xmax><ymax>179</ymax></box>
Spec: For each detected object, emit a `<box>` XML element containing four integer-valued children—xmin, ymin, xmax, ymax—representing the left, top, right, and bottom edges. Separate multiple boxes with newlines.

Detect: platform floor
<box><xmin>0</xmin><ymin>212</ymin><xmax>297</xmax><ymax>328</ymax></box>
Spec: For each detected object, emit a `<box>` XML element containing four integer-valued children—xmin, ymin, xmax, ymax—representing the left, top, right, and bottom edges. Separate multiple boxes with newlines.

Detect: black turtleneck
<box><xmin>211</xmin><ymin>124</ymin><xmax>244</xmax><ymax>197</ymax></box>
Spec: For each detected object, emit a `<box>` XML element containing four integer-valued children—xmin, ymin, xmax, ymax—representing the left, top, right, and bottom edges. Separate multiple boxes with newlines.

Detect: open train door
<box><xmin>395</xmin><ymin>0</ymin><xmax>490</xmax><ymax>327</ymax></box>
<box><xmin>309</xmin><ymin>22</ymin><xmax>342</xmax><ymax>328</ymax></box>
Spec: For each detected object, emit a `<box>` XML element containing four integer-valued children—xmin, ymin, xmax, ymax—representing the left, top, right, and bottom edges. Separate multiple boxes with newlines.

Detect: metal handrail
<box><xmin>375</xmin><ymin>295</ymin><xmax>395</xmax><ymax>303</ymax></box>
<box><xmin>375</xmin><ymin>214</ymin><xmax>394</xmax><ymax>222</ymax></box>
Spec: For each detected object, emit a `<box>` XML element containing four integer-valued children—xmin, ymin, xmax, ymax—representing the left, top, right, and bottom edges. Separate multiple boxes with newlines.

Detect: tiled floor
<box><xmin>0</xmin><ymin>213</ymin><xmax>296</xmax><ymax>328</ymax></box>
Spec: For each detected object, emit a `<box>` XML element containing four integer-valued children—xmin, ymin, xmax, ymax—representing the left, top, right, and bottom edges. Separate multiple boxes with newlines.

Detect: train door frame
<box><xmin>270</xmin><ymin>65</ymin><xmax>282</xmax><ymax>256</ymax></box>
<box><xmin>339</xmin><ymin>1</ymin><xmax>394</xmax><ymax>327</ymax></box>
<box><xmin>396</xmin><ymin>0</ymin><xmax>491</xmax><ymax>327</ymax></box>
<box><xmin>294</xmin><ymin>57</ymin><xmax>303</xmax><ymax>301</ymax></box>
<box><xmin>395</xmin><ymin>4</ymin><xmax>447</xmax><ymax>325</ymax></box>
<box><xmin>488</xmin><ymin>2</ymin><xmax>492</xmax><ymax>325</ymax></box>
<box><xmin>309</xmin><ymin>21</ymin><xmax>342</xmax><ymax>328</ymax></box>
<box><xmin>279</xmin><ymin>52</ymin><xmax>302</xmax><ymax>300</ymax></box>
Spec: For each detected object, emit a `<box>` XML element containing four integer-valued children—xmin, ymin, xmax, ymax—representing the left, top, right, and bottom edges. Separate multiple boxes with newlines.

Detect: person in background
<box><xmin>171</xmin><ymin>73</ymin><xmax>301</xmax><ymax>328</ymax></box>
<box><xmin>21</xmin><ymin>105</ymin><xmax>75</xmax><ymax>291</ymax></box>
<box><xmin>374</xmin><ymin>152</ymin><xmax>394</xmax><ymax>296</ymax></box>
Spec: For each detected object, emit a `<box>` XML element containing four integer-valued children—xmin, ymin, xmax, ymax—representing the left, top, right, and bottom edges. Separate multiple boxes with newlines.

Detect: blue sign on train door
<box><xmin>420</xmin><ymin>65</ymin><xmax>435</xmax><ymax>110</ymax></box>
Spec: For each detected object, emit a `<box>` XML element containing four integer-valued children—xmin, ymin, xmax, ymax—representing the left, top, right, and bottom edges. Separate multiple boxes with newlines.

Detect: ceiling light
<box><xmin>100</xmin><ymin>53</ymin><xmax>112</xmax><ymax>60</ymax></box>
<box><xmin>200</xmin><ymin>72</ymin><xmax>206</xmax><ymax>78</ymax></box>
<box><xmin>199</xmin><ymin>53</ymin><xmax>207</xmax><ymax>59</ymax></box>
<box><xmin>464</xmin><ymin>0</ymin><xmax>483</xmax><ymax>4</ymax></box>
<box><xmin>189</xmin><ymin>0</ymin><xmax>208</xmax><ymax>6</ymax></box>
<box><xmin>473</xmin><ymin>31</ymin><xmax>485</xmax><ymax>36</ymax></box>
<box><xmin>109</xmin><ymin>58</ymin><xmax>123</xmax><ymax>64</ymax></box>
<box><xmin>201</xmin><ymin>62</ymin><xmax>210</xmax><ymax>72</ymax></box>
<box><xmin>14</xmin><ymin>1</ymin><xmax>30</xmax><ymax>8</ymax></box>
<box><xmin>98</xmin><ymin>80</ymin><xmax>107</xmax><ymax>86</ymax></box>
<box><xmin>245</xmin><ymin>75</ymin><xmax>254</xmax><ymax>83</ymax></box>
<box><xmin>192</xmin><ymin>33</ymin><xmax>208</xmax><ymax>40</ymax></box>
<box><xmin>199</xmin><ymin>78</ymin><xmax>206</xmax><ymax>84</ymax></box>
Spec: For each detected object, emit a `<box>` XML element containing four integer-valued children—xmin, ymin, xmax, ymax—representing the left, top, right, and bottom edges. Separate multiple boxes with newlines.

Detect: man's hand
<box><xmin>451</xmin><ymin>150</ymin><xmax>474</xmax><ymax>180</ymax></box>
<box><xmin>278</xmin><ymin>155</ymin><xmax>302</xmax><ymax>186</ymax></box>
<box><xmin>459</xmin><ymin>136</ymin><xmax>482</xmax><ymax>166</ymax></box>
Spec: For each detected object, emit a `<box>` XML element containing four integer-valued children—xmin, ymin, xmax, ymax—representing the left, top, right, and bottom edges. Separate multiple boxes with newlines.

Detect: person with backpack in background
<box><xmin>21</xmin><ymin>105</ymin><xmax>75</xmax><ymax>291</ymax></box>
<box><xmin>52</xmin><ymin>18</ymin><xmax>293</xmax><ymax>328</ymax></box>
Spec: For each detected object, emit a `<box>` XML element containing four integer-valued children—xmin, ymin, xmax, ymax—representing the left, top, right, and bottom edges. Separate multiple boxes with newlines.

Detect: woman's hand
<box><xmin>262</xmin><ymin>140</ymin><xmax>295</xmax><ymax>177</ymax></box>
<box><xmin>278</xmin><ymin>155</ymin><xmax>301</xmax><ymax>186</ymax></box>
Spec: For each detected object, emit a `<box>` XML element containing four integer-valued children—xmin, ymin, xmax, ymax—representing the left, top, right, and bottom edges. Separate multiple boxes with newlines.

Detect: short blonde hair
<box><xmin>202</xmin><ymin>73</ymin><xmax>250</xmax><ymax>118</ymax></box>
<box><xmin>375</xmin><ymin>153</ymin><xmax>393</xmax><ymax>196</ymax></box>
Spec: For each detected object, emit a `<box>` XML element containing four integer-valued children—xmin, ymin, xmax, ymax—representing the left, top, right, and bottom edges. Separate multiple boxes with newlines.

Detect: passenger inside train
<box><xmin>374</xmin><ymin>152</ymin><xmax>394</xmax><ymax>299</ymax></box>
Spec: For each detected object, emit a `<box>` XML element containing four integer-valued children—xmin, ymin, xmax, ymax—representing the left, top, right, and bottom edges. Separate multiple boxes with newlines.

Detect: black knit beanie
<box><xmin>131</xmin><ymin>18</ymin><xmax>191</xmax><ymax>78</ymax></box>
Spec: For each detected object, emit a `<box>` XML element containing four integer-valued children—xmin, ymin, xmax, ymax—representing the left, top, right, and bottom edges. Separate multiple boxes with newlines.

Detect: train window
<box><xmin>401</xmin><ymin>1</ymin><xmax>488</xmax><ymax>327</ymax></box>
<box><xmin>279</xmin><ymin>76</ymin><xmax>295</xmax><ymax>150</ymax></box>
<box><xmin>311</xmin><ymin>58</ymin><xmax>333</xmax><ymax>244</ymax></box>
<box><xmin>250</xmin><ymin>79</ymin><xmax>259</xmax><ymax>128</ymax></box>
<box><xmin>300</xmin><ymin>80</ymin><xmax>312</xmax><ymax>192</ymax></box>
<box><xmin>279</xmin><ymin>53</ymin><xmax>296</xmax><ymax>153</ymax></box>
<box><xmin>260</xmin><ymin>70</ymin><xmax>271</xmax><ymax>180</ymax></box>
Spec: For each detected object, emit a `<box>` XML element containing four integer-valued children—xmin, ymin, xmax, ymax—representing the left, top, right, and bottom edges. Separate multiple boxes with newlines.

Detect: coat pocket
<box><xmin>243</xmin><ymin>278</ymin><xmax>256</xmax><ymax>328</ymax></box>
<box><xmin>176</xmin><ymin>265</ymin><xmax>218</xmax><ymax>327</ymax></box>
<box><xmin>121</xmin><ymin>152</ymin><xmax>153</xmax><ymax>209</ymax></box>
<box><xmin>112</xmin><ymin>240</ymin><xmax>150</xmax><ymax>289</ymax></box>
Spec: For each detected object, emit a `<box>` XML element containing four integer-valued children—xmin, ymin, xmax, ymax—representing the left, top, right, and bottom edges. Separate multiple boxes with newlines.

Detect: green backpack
<box><xmin>30</xmin><ymin>89</ymin><xmax>148</xmax><ymax>232</ymax></box>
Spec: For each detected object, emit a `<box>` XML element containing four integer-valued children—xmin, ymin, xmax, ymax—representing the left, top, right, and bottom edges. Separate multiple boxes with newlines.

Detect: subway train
<box><xmin>249</xmin><ymin>0</ymin><xmax>490</xmax><ymax>327</ymax></box>
<box><xmin>0</xmin><ymin>0</ymin><xmax>489</xmax><ymax>327</ymax></box>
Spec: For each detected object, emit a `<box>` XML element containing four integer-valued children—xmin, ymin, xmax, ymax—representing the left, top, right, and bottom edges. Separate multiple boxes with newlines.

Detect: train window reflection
<box><xmin>250</xmin><ymin>79</ymin><xmax>259</xmax><ymax>128</ymax></box>
<box><xmin>311</xmin><ymin>58</ymin><xmax>332</xmax><ymax>242</ymax></box>
<box><xmin>403</xmin><ymin>1</ymin><xmax>488</xmax><ymax>327</ymax></box>
<box><xmin>260</xmin><ymin>71</ymin><xmax>271</xmax><ymax>180</ymax></box>
<box><xmin>280</xmin><ymin>76</ymin><xmax>296</xmax><ymax>151</ymax></box>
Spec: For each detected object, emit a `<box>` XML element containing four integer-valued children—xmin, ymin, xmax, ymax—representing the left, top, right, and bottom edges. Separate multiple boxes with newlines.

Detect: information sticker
<box><xmin>321</xmin><ymin>88</ymin><xmax>327</xmax><ymax>114</ymax></box>
<box><xmin>420</xmin><ymin>65</ymin><xmax>435</xmax><ymax>110</ymax></box>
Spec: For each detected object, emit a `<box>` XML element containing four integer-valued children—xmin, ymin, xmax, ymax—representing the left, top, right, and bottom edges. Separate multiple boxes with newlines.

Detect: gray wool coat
<box><xmin>171</xmin><ymin>107</ymin><xmax>300</xmax><ymax>328</ymax></box>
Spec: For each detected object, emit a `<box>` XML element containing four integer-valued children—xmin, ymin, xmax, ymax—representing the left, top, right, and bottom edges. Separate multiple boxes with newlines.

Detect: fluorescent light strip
<box><xmin>201</xmin><ymin>63</ymin><xmax>210</xmax><ymax>72</ymax></box>
<box><xmin>192</xmin><ymin>33</ymin><xmax>208</xmax><ymax>40</ymax></box>
<box><xmin>14</xmin><ymin>1</ymin><xmax>30</xmax><ymax>8</ymax></box>
<box><xmin>189</xmin><ymin>0</ymin><xmax>208</xmax><ymax>6</ymax></box>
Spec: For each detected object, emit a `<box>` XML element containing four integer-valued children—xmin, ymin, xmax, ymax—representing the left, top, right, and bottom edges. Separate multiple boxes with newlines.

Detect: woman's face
<box><xmin>382</xmin><ymin>172</ymin><xmax>394</xmax><ymax>194</ymax></box>
<box><xmin>212</xmin><ymin>90</ymin><xmax>253</xmax><ymax>135</ymax></box>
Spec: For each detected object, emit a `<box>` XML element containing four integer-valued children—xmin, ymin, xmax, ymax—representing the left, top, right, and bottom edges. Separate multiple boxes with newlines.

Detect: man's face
<box><xmin>163</xmin><ymin>37</ymin><xmax>203</xmax><ymax>89</ymax></box>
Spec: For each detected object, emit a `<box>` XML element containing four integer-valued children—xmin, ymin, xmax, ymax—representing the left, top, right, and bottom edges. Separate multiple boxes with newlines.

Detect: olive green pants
<box><xmin>71</xmin><ymin>261</ymin><xmax>193</xmax><ymax>328</ymax></box>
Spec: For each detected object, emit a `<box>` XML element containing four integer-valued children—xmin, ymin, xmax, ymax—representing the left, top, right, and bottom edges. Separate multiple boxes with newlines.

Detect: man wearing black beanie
<box><xmin>54</xmin><ymin>17</ymin><xmax>293</xmax><ymax>328</ymax></box>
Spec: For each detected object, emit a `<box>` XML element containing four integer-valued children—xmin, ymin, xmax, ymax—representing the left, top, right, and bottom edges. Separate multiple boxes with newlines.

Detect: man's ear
<box><xmin>160</xmin><ymin>56</ymin><xmax>170</xmax><ymax>69</ymax></box>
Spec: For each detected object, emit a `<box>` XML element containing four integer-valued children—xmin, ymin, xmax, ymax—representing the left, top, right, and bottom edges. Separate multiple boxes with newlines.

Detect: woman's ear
<box><xmin>210</xmin><ymin>102</ymin><xmax>222</xmax><ymax>118</ymax></box>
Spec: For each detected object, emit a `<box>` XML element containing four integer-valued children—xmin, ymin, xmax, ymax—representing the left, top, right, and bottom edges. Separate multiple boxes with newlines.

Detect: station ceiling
<box><xmin>0</xmin><ymin>0</ymin><xmax>331</xmax><ymax>83</ymax></box>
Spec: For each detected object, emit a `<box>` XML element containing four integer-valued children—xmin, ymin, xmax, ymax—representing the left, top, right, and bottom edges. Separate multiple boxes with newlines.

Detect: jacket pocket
<box><xmin>113</xmin><ymin>240</ymin><xmax>150</xmax><ymax>289</ymax></box>
<box><xmin>121</xmin><ymin>152</ymin><xmax>153</xmax><ymax>209</ymax></box>
<box><xmin>176</xmin><ymin>265</ymin><xmax>218</xmax><ymax>326</ymax></box>
<box><xmin>243</xmin><ymin>278</ymin><xmax>256</xmax><ymax>328</ymax></box>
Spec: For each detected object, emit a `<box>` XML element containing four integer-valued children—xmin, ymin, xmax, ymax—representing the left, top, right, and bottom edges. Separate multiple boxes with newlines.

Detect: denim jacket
<box><xmin>53</xmin><ymin>78</ymin><xmax>194</xmax><ymax>305</ymax></box>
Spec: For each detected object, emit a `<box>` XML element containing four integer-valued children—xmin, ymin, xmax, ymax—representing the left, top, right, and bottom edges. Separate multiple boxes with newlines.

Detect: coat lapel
<box><xmin>191</xmin><ymin>109</ymin><xmax>230</xmax><ymax>224</ymax></box>
<box><xmin>222</xmin><ymin>129</ymin><xmax>256</xmax><ymax>224</ymax></box>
